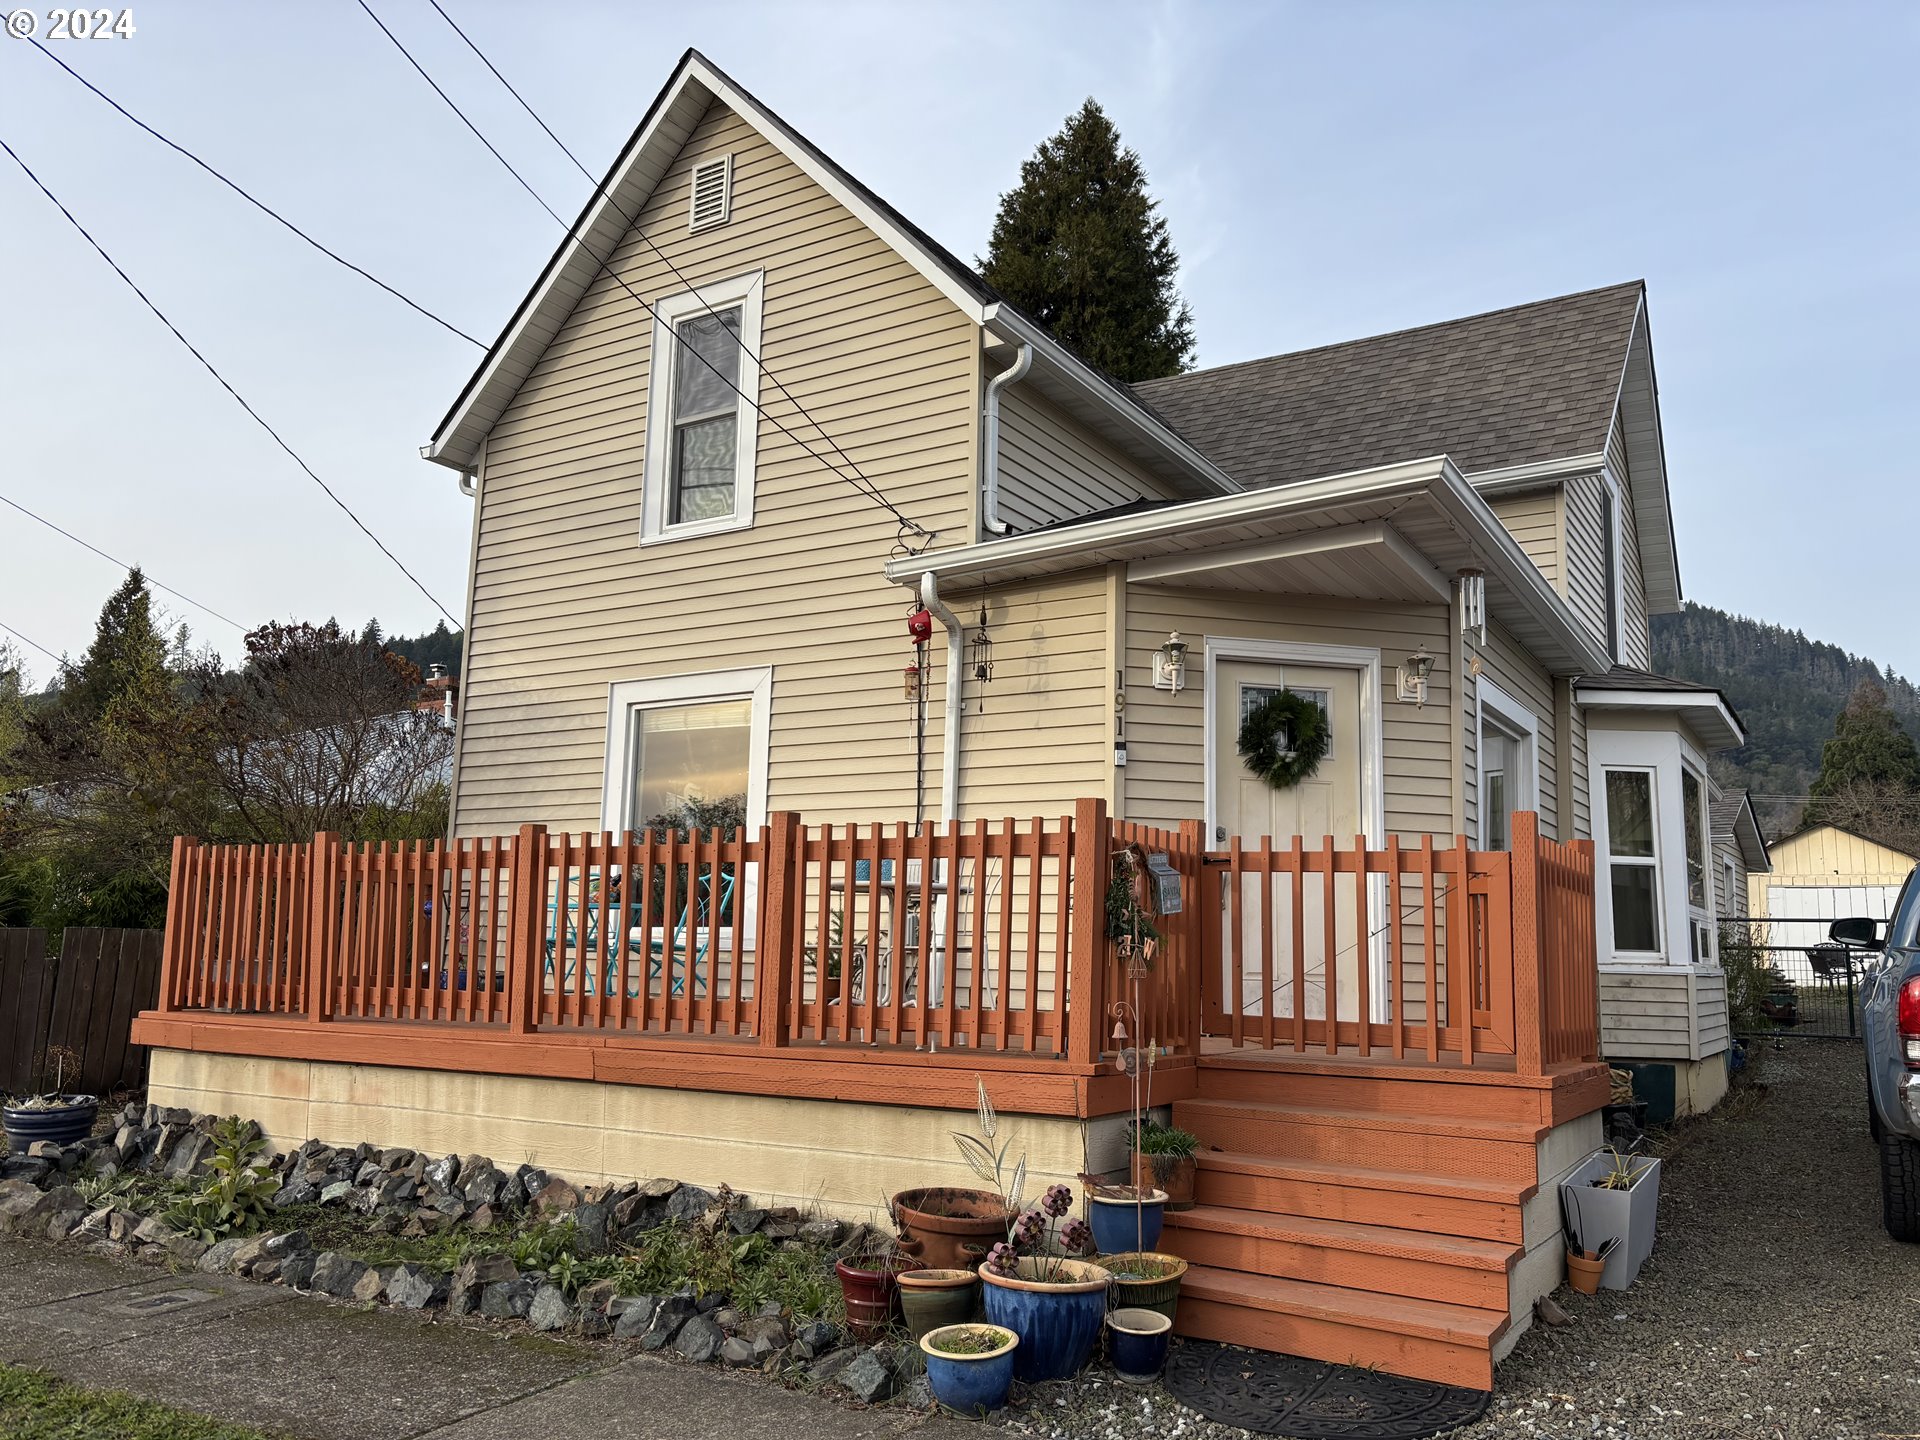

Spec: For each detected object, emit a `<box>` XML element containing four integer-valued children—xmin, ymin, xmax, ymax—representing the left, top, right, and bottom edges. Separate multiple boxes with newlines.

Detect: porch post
<box><xmin>156</xmin><ymin>836</ymin><xmax>196</xmax><ymax>1015</ymax></box>
<box><xmin>757</xmin><ymin>812</ymin><xmax>802</xmax><ymax>1049</ymax></box>
<box><xmin>1178</xmin><ymin>817</ymin><xmax>1208</xmax><ymax>1053</ymax></box>
<box><xmin>1511</xmin><ymin>811</ymin><xmax>1545</xmax><ymax>1074</ymax></box>
<box><xmin>1068</xmin><ymin>797</ymin><xmax>1110</xmax><ymax>1067</ymax></box>
<box><xmin>507</xmin><ymin>824</ymin><xmax>547</xmax><ymax>1036</ymax></box>
<box><xmin>305</xmin><ymin>833</ymin><xmax>339</xmax><ymax>1024</ymax></box>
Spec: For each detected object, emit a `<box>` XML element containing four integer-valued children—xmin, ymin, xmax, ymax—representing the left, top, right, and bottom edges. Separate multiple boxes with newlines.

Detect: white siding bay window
<box><xmin>1586</xmin><ymin>723</ymin><xmax>1723</xmax><ymax>969</ymax></box>
<box><xmin>641</xmin><ymin>272</ymin><xmax>764</xmax><ymax>544</ymax></box>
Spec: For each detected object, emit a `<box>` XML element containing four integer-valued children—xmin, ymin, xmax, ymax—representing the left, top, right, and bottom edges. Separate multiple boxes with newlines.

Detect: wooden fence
<box><xmin>151</xmin><ymin>804</ymin><xmax>1597</xmax><ymax>1078</ymax></box>
<box><xmin>2</xmin><ymin>927</ymin><xmax>163</xmax><ymax>1096</ymax></box>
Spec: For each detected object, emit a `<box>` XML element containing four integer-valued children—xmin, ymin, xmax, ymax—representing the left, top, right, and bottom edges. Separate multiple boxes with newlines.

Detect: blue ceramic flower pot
<box><xmin>1089</xmin><ymin>1190</ymin><xmax>1167</xmax><ymax>1254</ymax></box>
<box><xmin>919</xmin><ymin>1324</ymin><xmax>1017</xmax><ymax>1414</ymax></box>
<box><xmin>1106</xmin><ymin>1307</ymin><xmax>1172</xmax><ymax>1384</ymax></box>
<box><xmin>2</xmin><ymin>1096</ymin><xmax>96</xmax><ymax>1149</ymax></box>
<box><xmin>978</xmin><ymin>1257</ymin><xmax>1111</xmax><ymax>1382</ymax></box>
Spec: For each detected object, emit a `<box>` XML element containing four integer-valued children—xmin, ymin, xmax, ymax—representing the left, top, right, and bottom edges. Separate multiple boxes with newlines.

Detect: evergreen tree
<box><xmin>1809</xmin><ymin>680</ymin><xmax>1920</xmax><ymax>796</ymax></box>
<box><xmin>64</xmin><ymin>568</ymin><xmax>169</xmax><ymax>724</ymax></box>
<box><xmin>981</xmin><ymin>99</ymin><xmax>1196</xmax><ymax>382</ymax></box>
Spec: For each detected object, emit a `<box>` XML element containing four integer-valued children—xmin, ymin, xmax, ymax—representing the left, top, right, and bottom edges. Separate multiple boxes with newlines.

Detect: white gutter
<box><xmin>980</xmin><ymin>342</ymin><xmax>1032</xmax><ymax>536</ymax></box>
<box><xmin>1465</xmin><ymin>452</ymin><xmax>1607</xmax><ymax>495</ymax></box>
<box><xmin>919</xmin><ymin>571</ymin><xmax>964</xmax><ymax>822</ymax></box>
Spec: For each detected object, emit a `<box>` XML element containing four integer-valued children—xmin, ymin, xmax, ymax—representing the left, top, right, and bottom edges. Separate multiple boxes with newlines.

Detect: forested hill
<box><xmin>1650</xmin><ymin>601</ymin><xmax>1920</xmax><ymax>810</ymax></box>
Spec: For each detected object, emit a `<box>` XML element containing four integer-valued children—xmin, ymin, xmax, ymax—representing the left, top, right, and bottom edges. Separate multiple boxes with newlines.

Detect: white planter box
<box><xmin>1560</xmin><ymin>1153</ymin><xmax>1662</xmax><ymax>1290</ymax></box>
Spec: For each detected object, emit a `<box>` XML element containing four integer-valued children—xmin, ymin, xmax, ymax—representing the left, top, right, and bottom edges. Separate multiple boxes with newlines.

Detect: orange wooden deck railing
<box><xmin>152</xmin><ymin>804</ymin><xmax>1595</xmax><ymax>1078</ymax></box>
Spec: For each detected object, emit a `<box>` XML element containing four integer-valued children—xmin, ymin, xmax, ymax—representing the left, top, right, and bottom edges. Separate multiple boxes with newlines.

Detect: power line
<box><xmin>1</xmin><ymin>135</ymin><xmax>463</xmax><ymax>631</ymax></box>
<box><xmin>423</xmin><ymin>0</ymin><xmax>905</xmax><ymax>549</ymax></box>
<box><xmin>0</xmin><ymin>619</ymin><xmax>67</xmax><ymax>670</ymax></box>
<box><xmin>0</xmin><ymin>491</ymin><xmax>247</xmax><ymax>634</ymax></box>
<box><xmin>356</xmin><ymin>0</ymin><xmax>932</xmax><ymax>549</ymax></box>
<box><xmin>27</xmin><ymin>39</ymin><xmax>484</xmax><ymax>348</ymax></box>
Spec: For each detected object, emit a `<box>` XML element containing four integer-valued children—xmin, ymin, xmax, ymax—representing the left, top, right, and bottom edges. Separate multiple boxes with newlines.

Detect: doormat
<box><xmin>1162</xmin><ymin>1341</ymin><xmax>1490</xmax><ymax>1438</ymax></box>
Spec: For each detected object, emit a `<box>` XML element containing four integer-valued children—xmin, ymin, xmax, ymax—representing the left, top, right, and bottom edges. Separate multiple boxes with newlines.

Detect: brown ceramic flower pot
<box><xmin>1566</xmin><ymin>1248</ymin><xmax>1604</xmax><ymax>1295</ymax></box>
<box><xmin>836</xmin><ymin>1254</ymin><xmax>910</xmax><ymax>1340</ymax></box>
<box><xmin>1131</xmin><ymin>1153</ymin><xmax>1197</xmax><ymax>1209</ymax></box>
<box><xmin>892</xmin><ymin>1187</ymin><xmax>1010</xmax><ymax>1272</ymax></box>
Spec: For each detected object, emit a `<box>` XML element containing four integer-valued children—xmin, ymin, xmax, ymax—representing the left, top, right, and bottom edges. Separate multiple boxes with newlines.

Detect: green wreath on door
<box><xmin>1236</xmin><ymin>690</ymin><xmax>1331</xmax><ymax>790</ymax></box>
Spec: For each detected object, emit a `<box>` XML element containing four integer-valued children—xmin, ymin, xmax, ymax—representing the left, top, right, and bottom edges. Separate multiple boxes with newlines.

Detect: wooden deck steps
<box><xmin>1162</xmin><ymin>1057</ymin><xmax>1564</xmax><ymax>1391</ymax></box>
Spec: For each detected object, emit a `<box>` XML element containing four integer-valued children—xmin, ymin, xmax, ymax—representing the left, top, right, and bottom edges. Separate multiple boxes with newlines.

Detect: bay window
<box><xmin>1605</xmin><ymin>768</ymin><xmax>1661</xmax><ymax>954</ymax></box>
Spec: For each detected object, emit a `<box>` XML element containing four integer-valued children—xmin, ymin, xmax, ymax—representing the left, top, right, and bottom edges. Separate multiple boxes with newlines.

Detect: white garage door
<box><xmin>1764</xmin><ymin>885</ymin><xmax>1903</xmax><ymax>945</ymax></box>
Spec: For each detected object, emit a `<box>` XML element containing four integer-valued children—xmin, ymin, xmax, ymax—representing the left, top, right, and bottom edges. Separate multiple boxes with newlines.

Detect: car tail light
<box><xmin>1901</xmin><ymin>977</ymin><xmax>1920</xmax><ymax>1066</ymax></box>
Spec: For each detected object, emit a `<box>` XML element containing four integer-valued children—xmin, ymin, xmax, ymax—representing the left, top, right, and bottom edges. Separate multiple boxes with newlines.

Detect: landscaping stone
<box><xmin>250</xmin><ymin>1258</ymin><xmax>282</xmax><ymax>1283</ymax></box>
<box><xmin>637</xmin><ymin>1176</ymin><xmax>681</xmax><ymax>1199</ymax></box>
<box><xmin>729</xmin><ymin>1206</ymin><xmax>768</xmax><ymax>1235</ymax></box>
<box><xmin>666</xmin><ymin>1185</ymin><xmax>717</xmax><ymax>1225</ymax></box>
<box><xmin>198</xmin><ymin>1237</ymin><xmax>248</xmax><ymax>1274</ymax></box>
<box><xmin>386</xmin><ymin>1265</ymin><xmax>438</xmax><ymax>1310</ymax></box>
<box><xmin>46</xmin><ymin>1210</ymin><xmax>84</xmax><ymax>1241</ymax></box>
<box><xmin>896</xmin><ymin>1376</ymin><xmax>934</xmax><ymax>1411</ymax></box>
<box><xmin>350</xmin><ymin>1267</ymin><xmax>387</xmax><ymax>1304</ymax></box>
<box><xmin>573</xmin><ymin>1200</ymin><xmax>610</xmax><ymax>1254</ymax></box>
<box><xmin>532</xmin><ymin>1177</ymin><xmax>580</xmax><ymax>1216</ymax></box>
<box><xmin>674</xmin><ymin>1314</ymin><xmax>723</xmax><ymax>1362</ymax></box>
<box><xmin>459</xmin><ymin>1161</ymin><xmax>502</xmax><ymax>1207</ymax></box>
<box><xmin>319</xmin><ymin>1180</ymin><xmax>351</xmax><ymax>1205</ymax></box>
<box><xmin>575</xmin><ymin>1279</ymin><xmax>618</xmax><ymax>1315</ymax></box>
<box><xmin>310</xmin><ymin>1251</ymin><xmax>370</xmax><ymax>1298</ymax></box>
<box><xmin>271</xmin><ymin>1178</ymin><xmax>319</xmax><ymax>1208</ymax></box>
<box><xmin>162</xmin><ymin>1131</ymin><xmax>213</xmax><ymax>1178</ymax></box>
<box><xmin>131</xmin><ymin>1215</ymin><xmax>177</xmax><ymax>1246</ymax></box>
<box><xmin>612</xmin><ymin>1295</ymin><xmax>659</xmax><ymax>1339</ymax></box>
<box><xmin>736</xmin><ymin>1316</ymin><xmax>790</xmax><ymax>1352</ymax></box>
<box><xmin>378</xmin><ymin>1147</ymin><xmax>415</xmax><ymax>1172</ymax></box>
<box><xmin>479</xmin><ymin>1278</ymin><xmax>535</xmax><ymax>1320</ymax></box>
<box><xmin>807</xmin><ymin>1347</ymin><xmax>859</xmax><ymax>1385</ymax></box>
<box><xmin>278</xmin><ymin>1252</ymin><xmax>316</xmax><ymax>1289</ymax></box>
<box><xmin>712</xmin><ymin>1306</ymin><xmax>743</xmax><ymax>1332</ymax></box>
<box><xmin>839</xmin><ymin>1349</ymin><xmax>896</xmax><ymax>1404</ymax></box>
<box><xmin>639</xmin><ymin>1295</ymin><xmax>694</xmax><ymax>1351</ymax></box>
<box><xmin>797</xmin><ymin>1217</ymin><xmax>842</xmax><ymax>1247</ymax></box>
<box><xmin>465</xmin><ymin>1203</ymin><xmax>497</xmax><ymax>1231</ymax></box>
<box><xmin>423</xmin><ymin>1154</ymin><xmax>460</xmax><ymax>1193</ymax></box>
<box><xmin>796</xmin><ymin>1320</ymin><xmax>839</xmax><ymax>1356</ymax></box>
<box><xmin>528</xmin><ymin>1284</ymin><xmax>574</xmax><ymax>1332</ymax></box>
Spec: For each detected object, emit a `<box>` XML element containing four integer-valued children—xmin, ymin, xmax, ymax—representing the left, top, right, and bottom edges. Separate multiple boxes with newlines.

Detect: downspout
<box><xmin>980</xmin><ymin>342</ymin><xmax>1032</xmax><ymax>537</ymax></box>
<box><xmin>919</xmin><ymin>571</ymin><xmax>964</xmax><ymax>823</ymax></box>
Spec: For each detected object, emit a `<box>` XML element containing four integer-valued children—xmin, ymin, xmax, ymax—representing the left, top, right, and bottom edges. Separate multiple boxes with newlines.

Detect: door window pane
<box><xmin>1484</xmin><ymin>730</ymin><xmax>1510</xmax><ymax>851</ymax></box>
<box><xmin>629</xmin><ymin>699</ymin><xmax>751</xmax><ymax>833</ymax></box>
<box><xmin>1683</xmin><ymin>769</ymin><xmax>1707</xmax><ymax>910</ymax></box>
<box><xmin>1611</xmin><ymin>864</ymin><xmax>1660</xmax><ymax>952</ymax></box>
<box><xmin>1606</xmin><ymin>771</ymin><xmax>1655</xmax><ymax>858</ymax></box>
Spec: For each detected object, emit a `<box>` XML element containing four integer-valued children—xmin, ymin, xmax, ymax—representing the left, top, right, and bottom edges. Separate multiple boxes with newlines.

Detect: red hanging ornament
<box><xmin>906</xmin><ymin>607</ymin><xmax>933</xmax><ymax>646</ymax></box>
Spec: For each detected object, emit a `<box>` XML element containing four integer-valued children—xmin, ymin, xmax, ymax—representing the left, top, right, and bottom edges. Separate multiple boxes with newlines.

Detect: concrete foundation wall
<box><xmin>1497</xmin><ymin>1110</ymin><xmax>1605</xmax><ymax>1362</ymax></box>
<box><xmin>149</xmin><ymin>1049</ymin><xmax>1104</xmax><ymax>1224</ymax></box>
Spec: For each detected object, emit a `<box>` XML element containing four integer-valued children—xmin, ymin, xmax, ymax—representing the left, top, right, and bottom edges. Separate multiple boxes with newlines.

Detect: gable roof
<box><xmin>1130</xmin><ymin>282</ymin><xmax>1644</xmax><ymax>488</ymax></box>
<box><xmin>1710</xmin><ymin>790</ymin><xmax>1770</xmax><ymax>874</ymax></box>
<box><xmin>423</xmin><ymin>50</ymin><xmax>1237</xmax><ymax>498</ymax></box>
<box><xmin>1574</xmin><ymin>664</ymin><xmax>1746</xmax><ymax>750</ymax></box>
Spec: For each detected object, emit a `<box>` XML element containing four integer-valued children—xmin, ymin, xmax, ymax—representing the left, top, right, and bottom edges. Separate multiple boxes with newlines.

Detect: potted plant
<box><xmin>2</xmin><ymin>1047</ymin><xmax>97</xmax><ymax>1149</ymax></box>
<box><xmin>893</xmin><ymin>1187</ymin><xmax>1010</xmax><ymax>1272</ymax></box>
<box><xmin>1100</xmin><ymin>1250</ymin><xmax>1188</xmax><ymax>1325</ymax></box>
<box><xmin>835</xmin><ymin>1244</ymin><xmax>913</xmax><ymax>1340</ymax></box>
<box><xmin>1560</xmin><ymin>1146</ymin><xmax>1662</xmax><ymax>1290</ymax></box>
<box><xmin>1086</xmin><ymin>1181</ymin><xmax>1169</xmax><ymax>1253</ymax></box>
<box><xmin>919</xmin><ymin>1323</ymin><xmax>1018</xmax><ymax>1415</ymax></box>
<box><xmin>1105</xmin><ymin>1306</ymin><xmax>1174</xmax><ymax>1385</ymax></box>
<box><xmin>1129</xmin><ymin>1120</ymin><xmax>1200</xmax><ymax>1209</ymax></box>
<box><xmin>897</xmin><ymin>1267</ymin><xmax>980</xmax><ymax>1341</ymax></box>
<box><xmin>978</xmin><ymin>1187</ymin><xmax>1109</xmax><ymax>1382</ymax></box>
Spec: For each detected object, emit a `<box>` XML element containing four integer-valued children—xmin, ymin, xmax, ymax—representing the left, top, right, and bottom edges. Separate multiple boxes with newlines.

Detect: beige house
<box><xmin>1750</xmin><ymin>822</ymin><xmax>1916</xmax><ymax>932</ymax></box>
<box><xmin>141</xmin><ymin>49</ymin><xmax>1747</xmax><ymax>1387</ymax></box>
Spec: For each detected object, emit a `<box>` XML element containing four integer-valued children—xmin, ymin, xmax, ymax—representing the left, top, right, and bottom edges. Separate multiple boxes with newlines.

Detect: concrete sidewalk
<box><xmin>0</xmin><ymin>1236</ymin><xmax>973</xmax><ymax>1440</ymax></box>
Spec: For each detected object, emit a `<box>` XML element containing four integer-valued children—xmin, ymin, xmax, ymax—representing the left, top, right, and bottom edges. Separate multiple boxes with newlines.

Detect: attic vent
<box><xmin>689</xmin><ymin>154</ymin><xmax>732</xmax><ymax>231</ymax></box>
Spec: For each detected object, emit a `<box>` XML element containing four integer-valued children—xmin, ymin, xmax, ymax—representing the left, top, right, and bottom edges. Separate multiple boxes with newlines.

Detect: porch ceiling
<box><xmin>888</xmin><ymin>456</ymin><xmax>1612</xmax><ymax>675</ymax></box>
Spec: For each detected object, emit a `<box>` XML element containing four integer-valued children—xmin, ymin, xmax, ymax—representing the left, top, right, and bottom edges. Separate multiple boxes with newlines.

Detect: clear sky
<box><xmin>2</xmin><ymin>1</ymin><xmax>1914</xmax><ymax>687</ymax></box>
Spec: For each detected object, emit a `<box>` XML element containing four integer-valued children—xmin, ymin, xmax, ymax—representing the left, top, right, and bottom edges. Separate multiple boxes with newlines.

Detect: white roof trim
<box><xmin>1575</xmin><ymin>684</ymin><xmax>1745</xmax><ymax>750</ymax></box>
<box><xmin>1466</xmin><ymin>452</ymin><xmax>1606</xmax><ymax>495</ymax></box>
<box><xmin>888</xmin><ymin>454</ymin><xmax>1613</xmax><ymax>674</ymax></box>
<box><xmin>1601</xmin><ymin>296</ymin><xmax>1683</xmax><ymax>612</ymax></box>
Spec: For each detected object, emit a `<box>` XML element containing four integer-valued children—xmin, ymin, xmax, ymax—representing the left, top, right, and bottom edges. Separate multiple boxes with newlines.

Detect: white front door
<box><xmin>1211</xmin><ymin>658</ymin><xmax>1367</xmax><ymax>1024</ymax></box>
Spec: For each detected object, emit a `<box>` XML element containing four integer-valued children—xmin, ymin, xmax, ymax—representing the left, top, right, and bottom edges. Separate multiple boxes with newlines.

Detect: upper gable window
<box><xmin>641</xmin><ymin>272</ymin><xmax>763</xmax><ymax>546</ymax></box>
<box><xmin>689</xmin><ymin>154</ymin><xmax>732</xmax><ymax>231</ymax></box>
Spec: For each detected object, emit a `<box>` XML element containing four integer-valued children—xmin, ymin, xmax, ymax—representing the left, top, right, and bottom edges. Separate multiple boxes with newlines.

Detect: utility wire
<box><xmin>0</xmin><ymin>619</ymin><xmax>68</xmax><ymax>669</ymax></box>
<box><xmin>423</xmin><ymin>0</ymin><xmax>907</xmax><ymax>550</ymax></box>
<box><xmin>0</xmin><ymin>492</ymin><xmax>247</xmax><ymax>634</ymax></box>
<box><xmin>27</xmin><ymin>39</ymin><xmax>484</xmax><ymax>348</ymax></box>
<box><xmin>1</xmin><ymin>135</ymin><xmax>463</xmax><ymax>631</ymax></box>
<box><xmin>357</xmin><ymin>0</ymin><xmax>932</xmax><ymax>549</ymax></box>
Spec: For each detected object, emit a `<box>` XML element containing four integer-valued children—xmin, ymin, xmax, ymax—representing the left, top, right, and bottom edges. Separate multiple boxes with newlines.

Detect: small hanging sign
<box><xmin>1145</xmin><ymin>852</ymin><xmax>1182</xmax><ymax>915</ymax></box>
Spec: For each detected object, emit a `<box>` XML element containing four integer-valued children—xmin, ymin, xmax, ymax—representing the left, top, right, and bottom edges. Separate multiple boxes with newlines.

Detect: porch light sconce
<box><xmin>1152</xmin><ymin>631</ymin><xmax>1188</xmax><ymax>694</ymax></box>
<box><xmin>1396</xmin><ymin>646</ymin><xmax>1435</xmax><ymax>707</ymax></box>
<box><xmin>1458</xmin><ymin>569</ymin><xmax>1488</xmax><ymax>646</ymax></box>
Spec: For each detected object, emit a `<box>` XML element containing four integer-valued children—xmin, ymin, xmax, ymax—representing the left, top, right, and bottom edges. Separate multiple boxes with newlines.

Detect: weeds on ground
<box><xmin>0</xmin><ymin>1363</ymin><xmax>281</xmax><ymax>1440</ymax></box>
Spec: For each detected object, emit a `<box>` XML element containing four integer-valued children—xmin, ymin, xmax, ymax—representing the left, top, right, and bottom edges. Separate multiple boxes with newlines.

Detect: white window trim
<box><xmin>600</xmin><ymin>666</ymin><xmax>773</xmax><ymax>834</ymax></box>
<box><xmin>1601</xmin><ymin>764</ymin><xmax>1664</xmax><ymax>961</ymax></box>
<box><xmin>1681</xmin><ymin>762</ymin><xmax>1714</xmax><ymax>962</ymax></box>
<box><xmin>1474</xmin><ymin>677</ymin><xmax>1539</xmax><ymax>850</ymax></box>
<box><xmin>640</xmin><ymin>271</ymin><xmax>765</xmax><ymax>547</ymax></box>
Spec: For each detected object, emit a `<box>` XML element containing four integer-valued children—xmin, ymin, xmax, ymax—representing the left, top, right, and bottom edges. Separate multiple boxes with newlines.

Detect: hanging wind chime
<box><xmin>968</xmin><ymin>599</ymin><xmax>993</xmax><ymax>711</ymax></box>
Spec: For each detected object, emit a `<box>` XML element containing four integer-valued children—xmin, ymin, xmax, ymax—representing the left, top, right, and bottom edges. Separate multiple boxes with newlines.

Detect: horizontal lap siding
<box><xmin>454</xmin><ymin>100</ymin><xmax>980</xmax><ymax>835</ymax></box>
<box><xmin>1468</xmin><ymin>621</ymin><xmax>1560</xmax><ymax>842</ymax></box>
<box><xmin>1563</xmin><ymin>472</ymin><xmax>1610</xmax><ymax>645</ymax></box>
<box><xmin>1695</xmin><ymin>971</ymin><xmax>1730</xmax><ymax>1056</ymax></box>
<box><xmin>1570</xmin><ymin>699</ymin><xmax>1591</xmax><ymax>841</ymax></box>
<box><xmin>996</xmin><ymin>387</ymin><xmax>1177</xmax><ymax>531</ymax></box>
<box><xmin>1488</xmin><ymin>488</ymin><xmax>1562</xmax><ymax>592</ymax></box>
<box><xmin>1121</xmin><ymin>588</ymin><xmax>1453</xmax><ymax>842</ymax></box>
<box><xmin>1598</xmin><ymin>969</ymin><xmax>1691</xmax><ymax>1060</ymax></box>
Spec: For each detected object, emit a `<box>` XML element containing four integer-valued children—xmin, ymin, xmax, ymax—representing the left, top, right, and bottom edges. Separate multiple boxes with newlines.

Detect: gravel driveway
<box><xmin>1009</xmin><ymin>1039</ymin><xmax>1920</xmax><ymax>1440</ymax></box>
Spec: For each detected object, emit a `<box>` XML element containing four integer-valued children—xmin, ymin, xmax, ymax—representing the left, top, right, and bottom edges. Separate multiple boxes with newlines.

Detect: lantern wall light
<box><xmin>1152</xmin><ymin>631</ymin><xmax>1188</xmax><ymax>694</ymax></box>
<box><xmin>1395</xmin><ymin>645</ymin><xmax>1435</xmax><ymax>706</ymax></box>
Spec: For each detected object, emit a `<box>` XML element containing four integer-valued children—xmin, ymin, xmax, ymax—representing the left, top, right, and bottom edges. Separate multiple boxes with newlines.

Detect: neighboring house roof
<box><xmin>1710</xmin><ymin>790</ymin><xmax>1771</xmax><ymax>874</ymax></box>
<box><xmin>1130</xmin><ymin>283</ymin><xmax>1644</xmax><ymax>486</ymax></box>
<box><xmin>1769</xmin><ymin>821</ymin><xmax>1920</xmax><ymax>864</ymax></box>
<box><xmin>1574</xmin><ymin>664</ymin><xmax>1746</xmax><ymax>750</ymax></box>
<box><xmin>423</xmin><ymin>49</ymin><xmax>1236</xmax><ymax>501</ymax></box>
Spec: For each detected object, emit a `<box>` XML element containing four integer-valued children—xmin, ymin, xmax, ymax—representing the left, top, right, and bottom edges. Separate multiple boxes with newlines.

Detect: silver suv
<box><xmin>1832</xmin><ymin>873</ymin><xmax>1920</xmax><ymax>1240</ymax></box>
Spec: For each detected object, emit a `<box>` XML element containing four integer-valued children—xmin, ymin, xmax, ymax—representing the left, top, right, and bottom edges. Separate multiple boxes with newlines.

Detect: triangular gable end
<box><xmin>1601</xmin><ymin>292</ymin><xmax>1682</xmax><ymax>614</ymax></box>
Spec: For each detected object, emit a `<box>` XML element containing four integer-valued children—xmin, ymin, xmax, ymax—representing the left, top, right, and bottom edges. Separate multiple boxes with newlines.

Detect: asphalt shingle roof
<box><xmin>1130</xmin><ymin>282</ymin><xmax>1645</xmax><ymax>487</ymax></box>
